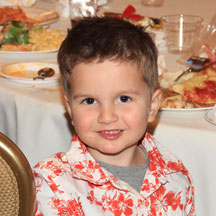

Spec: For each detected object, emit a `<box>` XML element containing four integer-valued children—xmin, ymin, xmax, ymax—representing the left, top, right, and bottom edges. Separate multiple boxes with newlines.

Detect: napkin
<box><xmin>69</xmin><ymin>0</ymin><xmax>96</xmax><ymax>19</ymax></box>
<box><xmin>55</xmin><ymin>0</ymin><xmax>110</xmax><ymax>18</ymax></box>
<box><xmin>121</xmin><ymin>5</ymin><xmax>143</xmax><ymax>20</ymax></box>
<box><xmin>0</xmin><ymin>0</ymin><xmax>37</xmax><ymax>7</ymax></box>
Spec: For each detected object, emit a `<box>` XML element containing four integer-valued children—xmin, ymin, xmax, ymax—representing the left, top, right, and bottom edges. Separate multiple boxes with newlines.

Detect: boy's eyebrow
<box><xmin>73</xmin><ymin>94</ymin><xmax>95</xmax><ymax>100</ymax></box>
<box><xmin>117</xmin><ymin>90</ymin><xmax>141</xmax><ymax>95</ymax></box>
<box><xmin>73</xmin><ymin>90</ymin><xmax>142</xmax><ymax>99</ymax></box>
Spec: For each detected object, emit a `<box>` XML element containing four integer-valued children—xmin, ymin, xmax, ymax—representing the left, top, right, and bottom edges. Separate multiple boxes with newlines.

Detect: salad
<box><xmin>0</xmin><ymin>21</ymin><xmax>43</xmax><ymax>45</ymax></box>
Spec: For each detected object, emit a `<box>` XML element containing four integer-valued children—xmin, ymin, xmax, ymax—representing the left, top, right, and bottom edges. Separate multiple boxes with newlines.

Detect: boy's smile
<box><xmin>97</xmin><ymin>129</ymin><xmax>123</xmax><ymax>140</ymax></box>
<box><xmin>65</xmin><ymin>60</ymin><xmax>161</xmax><ymax>166</ymax></box>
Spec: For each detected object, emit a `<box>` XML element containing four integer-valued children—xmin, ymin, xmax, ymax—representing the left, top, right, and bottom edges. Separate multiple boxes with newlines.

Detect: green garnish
<box><xmin>1</xmin><ymin>22</ymin><xmax>30</xmax><ymax>44</ymax></box>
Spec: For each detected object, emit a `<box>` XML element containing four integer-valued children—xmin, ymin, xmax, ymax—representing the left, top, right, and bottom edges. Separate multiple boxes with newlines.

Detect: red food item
<box><xmin>183</xmin><ymin>80</ymin><xmax>216</xmax><ymax>103</ymax></box>
<box><xmin>0</xmin><ymin>6</ymin><xmax>36</xmax><ymax>25</ymax></box>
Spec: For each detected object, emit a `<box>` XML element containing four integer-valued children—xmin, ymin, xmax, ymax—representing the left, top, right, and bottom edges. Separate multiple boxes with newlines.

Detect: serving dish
<box><xmin>0</xmin><ymin>49</ymin><xmax>58</xmax><ymax>54</ymax></box>
<box><xmin>161</xmin><ymin>107</ymin><xmax>212</xmax><ymax>111</ymax></box>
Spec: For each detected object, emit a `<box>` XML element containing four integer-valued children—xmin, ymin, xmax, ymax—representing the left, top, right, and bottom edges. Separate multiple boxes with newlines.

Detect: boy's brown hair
<box><xmin>58</xmin><ymin>16</ymin><xmax>158</xmax><ymax>96</ymax></box>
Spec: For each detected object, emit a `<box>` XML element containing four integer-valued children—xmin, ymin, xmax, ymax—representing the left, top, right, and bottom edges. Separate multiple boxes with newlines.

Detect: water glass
<box><xmin>190</xmin><ymin>13</ymin><xmax>216</xmax><ymax>58</ymax></box>
<box><xmin>161</xmin><ymin>14</ymin><xmax>203</xmax><ymax>54</ymax></box>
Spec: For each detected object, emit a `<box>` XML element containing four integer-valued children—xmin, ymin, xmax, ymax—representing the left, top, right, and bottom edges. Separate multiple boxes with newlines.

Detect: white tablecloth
<box><xmin>0</xmin><ymin>0</ymin><xmax>215</xmax><ymax>215</ymax></box>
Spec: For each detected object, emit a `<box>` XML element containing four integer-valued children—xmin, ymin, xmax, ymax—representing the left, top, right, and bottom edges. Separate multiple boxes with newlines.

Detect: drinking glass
<box><xmin>190</xmin><ymin>13</ymin><xmax>216</xmax><ymax>58</ymax></box>
<box><xmin>161</xmin><ymin>14</ymin><xmax>203</xmax><ymax>54</ymax></box>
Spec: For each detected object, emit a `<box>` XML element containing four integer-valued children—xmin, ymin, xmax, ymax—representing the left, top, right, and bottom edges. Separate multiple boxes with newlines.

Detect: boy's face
<box><xmin>65</xmin><ymin>60</ymin><xmax>161</xmax><ymax>165</ymax></box>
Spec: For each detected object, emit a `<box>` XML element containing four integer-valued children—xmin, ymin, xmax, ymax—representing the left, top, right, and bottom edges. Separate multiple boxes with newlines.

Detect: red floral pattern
<box><xmin>34</xmin><ymin>133</ymin><xmax>195</xmax><ymax>215</ymax></box>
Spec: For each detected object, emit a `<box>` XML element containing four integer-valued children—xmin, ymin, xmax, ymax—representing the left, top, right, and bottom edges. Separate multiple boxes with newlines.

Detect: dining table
<box><xmin>0</xmin><ymin>0</ymin><xmax>215</xmax><ymax>215</ymax></box>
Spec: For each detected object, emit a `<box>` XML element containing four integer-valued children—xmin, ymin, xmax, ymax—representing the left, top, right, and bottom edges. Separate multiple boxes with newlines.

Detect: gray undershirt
<box><xmin>97</xmin><ymin>146</ymin><xmax>149</xmax><ymax>192</ymax></box>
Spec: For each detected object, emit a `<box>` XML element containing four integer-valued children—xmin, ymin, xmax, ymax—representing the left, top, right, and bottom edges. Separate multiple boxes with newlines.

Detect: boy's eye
<box><xmin>118</xmin><ymin>96</ymin><xmax>132</xmax><ymax>103</ymax></box>
<box><xmin>82</xmin><ymin>98</ymin><xmax>96</xmax><ymax>105</ymax></box>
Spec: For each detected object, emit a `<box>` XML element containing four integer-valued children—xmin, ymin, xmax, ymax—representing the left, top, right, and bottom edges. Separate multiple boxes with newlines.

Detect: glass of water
<box><xmin>161</xmin><ymin>14</ymin><xmax>203</xmax><ymax>54</ymax></box>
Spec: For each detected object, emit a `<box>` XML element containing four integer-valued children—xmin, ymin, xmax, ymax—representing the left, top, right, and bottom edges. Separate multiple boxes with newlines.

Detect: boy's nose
<box><xmin>98</xmin><ymin>105</ymin><xmax>118</xmax><ymax>124</ymax></box>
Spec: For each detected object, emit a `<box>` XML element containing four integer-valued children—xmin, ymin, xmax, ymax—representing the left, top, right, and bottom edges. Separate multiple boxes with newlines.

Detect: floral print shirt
<box><xmin>33</xmin><ymin>133</ymin><xmax>195</xmax><ymax>216</ymax></box>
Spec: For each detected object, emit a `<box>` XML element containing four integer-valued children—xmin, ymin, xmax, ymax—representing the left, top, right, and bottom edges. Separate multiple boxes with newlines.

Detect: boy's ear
<box><xmin>64</xmin><ymin>94</ymin><xmax>72</xmax><ymax>119</ymax></box>
<box><xmin>148</xmin><ymin>89</ymin><xmax>162</xmax><ymax>122</ymax></box>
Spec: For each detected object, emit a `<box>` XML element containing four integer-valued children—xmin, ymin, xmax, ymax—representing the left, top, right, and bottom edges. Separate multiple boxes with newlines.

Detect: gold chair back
<box><xmin>0</xmin><ymin>132</ymin><xmax>36</xmax><ymax>216</ymax></box>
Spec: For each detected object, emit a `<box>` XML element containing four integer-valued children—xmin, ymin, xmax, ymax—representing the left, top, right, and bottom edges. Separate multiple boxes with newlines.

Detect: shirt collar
<box><xmin>64</xmin><ymin>135</ymin><xmax>124</xmax><ymax>188</ymax></box>
<box><xmin>64</xmin><ymin>133</ymin><xmax>186</xmax><ymax>195</ymax></box>
<box><xmin>140</xmin><ymin>133</ymin><xmax>187</xmax><ymax>197</ymax></box>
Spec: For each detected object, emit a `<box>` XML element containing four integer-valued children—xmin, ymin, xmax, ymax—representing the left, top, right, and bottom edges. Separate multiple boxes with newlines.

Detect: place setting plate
<box><xmin>22</xmin><ymin>7</ymin><xmax>59</xmax><ymax>25</ymax></box>
<box><xmin>0</xmin><ymin>49</ymin><xmax>58</xmax><ymax>54</ymax></box>
<box><xmin>160</xmin><ymin>107</ymin><xmax>213</xmax><ymax>111</ymax></box>
<box><xmin>204</xmin><ymin>106</ymin><xmax>216</xmax><ymax>125</ymax></box>
<box><xmin>0</xmin><ymin>62</ymin><xmax>60</xmax><ymax>85</ymax></box>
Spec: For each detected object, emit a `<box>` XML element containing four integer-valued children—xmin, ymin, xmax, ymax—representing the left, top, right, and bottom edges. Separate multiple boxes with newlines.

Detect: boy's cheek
<box><xmin>71</xmin><ymin>111</ymin><xmax>95</xmax><ymax>127</ymax></box>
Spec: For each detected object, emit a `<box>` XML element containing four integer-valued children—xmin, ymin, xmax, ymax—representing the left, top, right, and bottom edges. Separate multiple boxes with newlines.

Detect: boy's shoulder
<box><xmin>33</xmin><ymin>152</ymin><xmax>69</xmax><ymax>175</ymax></box>
<box><xmin>143</xmin><ymin>133</ymin><xmax>193</xmax><ymax>192</ymax></box>
<box><xmin>143</xmin><ymin>133</ymin><xmax>189</xmax><ymax>174</ymax></box>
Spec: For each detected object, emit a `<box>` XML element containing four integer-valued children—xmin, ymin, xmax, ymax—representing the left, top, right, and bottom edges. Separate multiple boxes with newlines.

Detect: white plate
<box><xmin>161</xmin><ymin>107</ymin><xmax>213</xmax><ymax>111</ymax></box>
<box><xmin>42</xmin><ymin>0</ymin><xmax>58</xmax><ymax>2</ymax></box>
<box><xmin>0</xmin><ymin>62</ymin><xmax>60</xmax><ymax>85</ymax></box>
<box><xmin>0</xmin><ymin>49</ymin><xmax>58</xmax><ymax>54</ymax></box>
<box><xmin>42</xmin><ymin>0</ymin><xmax>111</xmax><ymax>5</ymax></box>
<box><xmin>205</xmin><ymin>109</ymin><xmax>216</xmax><ymax>125</ymax></box>
<box><xmin>22</xmin><ymin>7</ymin><xmax>59</xmax><ymax>25</ymax></box>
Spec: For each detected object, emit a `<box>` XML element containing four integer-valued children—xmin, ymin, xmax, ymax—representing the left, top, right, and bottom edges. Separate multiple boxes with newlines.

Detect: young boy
<box><xmin>34</xmin><ymin>17</ymin><xmax>195</xmax><ymax>215</ymax></box>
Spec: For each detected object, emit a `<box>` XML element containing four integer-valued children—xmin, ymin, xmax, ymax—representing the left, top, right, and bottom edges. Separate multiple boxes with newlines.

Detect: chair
<box><xmin>0</xmin><ymin>132</ymin><xmax>36</xmax><ymax>216</ymax></box>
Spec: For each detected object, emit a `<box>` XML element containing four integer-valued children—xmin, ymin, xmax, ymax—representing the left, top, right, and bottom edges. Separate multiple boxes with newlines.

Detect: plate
<box><xmin>161</xmin><ymin>107</ymin><xmax>213</xmax><ymax>111</ymax></box>
<box><xmin>0</xmin><ymin>49</ymin><xmax>58</xmax><ymax>54</ymax></box>
<box><xmin>22</xmin><ymin>7</ymin><xmax>59</xmax><ymax>25</ymax></box>
<box><xmin>42</xmin><ymin>0</ymin><xmax>58</xmax><ymax>2</ymax></box>
<box><xmin>0</xmin><ymin>62</ymin><xmax>60</xmax><ymax>85</ymax></box>
<box><xmin>205</xmin><ymin>109</ymin><xmax>216</xmax><ymax>125</ymax></box>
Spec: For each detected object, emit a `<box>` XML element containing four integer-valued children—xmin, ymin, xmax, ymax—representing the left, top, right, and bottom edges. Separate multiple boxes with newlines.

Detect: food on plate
<box><xmin>28</xmin><ymin>28</ymin><xmax>65</xmax><ymax>51</ymax></box>
<box><xmin>170</xmin><ymin>69</ymin><xmax>216</xmax><ymax>104</ymax></box>
<box><xmin>0</xmin><ymin>22</ymin><xmax>65</xmax><ymax>51</ymax></box>
<box><xmin>102</xmin><ymin>4</ymin><xmax>162</xmax><ymax>29</ymax></box>
<box><xmin>0</xmin><ymin>6</ymin><xmax>59</xmax><ymax>25</ymax></box>
<box><xmin>103</xmin><ymin>5</ymin><xmax>165</xmax><ymax>50</ymax></box>
<box><xmin>0</xmin><ymin>6</ymin><xmax>36</xmax><ymax>25</ymax></box>
<box><xmin>103</xmin><ymin>11</ymin><xmax>161</xmax><ymax>28</ymax></box>
<box><xmin>0</xmin><ymin>62</ymin><xmax>60</xmax><ymax>85</ymax></box>
<box><xmin>161</xmin><ymin>92</ymin><xmax>194</xmax><ymax>109</ymax></box>
<box><xmin>159</xmin><ymin>67</ymin><xmax>216</xmax><ymax>109</ymax></box>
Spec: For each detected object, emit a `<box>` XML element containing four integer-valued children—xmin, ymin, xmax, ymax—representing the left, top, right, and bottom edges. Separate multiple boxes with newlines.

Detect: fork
<box><xmin>174</xmin><ymin>60</ymin><xmax>216</xmax><ymax>82</ymax></box>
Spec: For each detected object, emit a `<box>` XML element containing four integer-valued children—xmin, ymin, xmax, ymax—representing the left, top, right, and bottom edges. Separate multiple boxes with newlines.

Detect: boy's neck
<box><xmin>87</xmin><ymin>145</ymin><xmax>146</xmax><ymax>167</ymax></box>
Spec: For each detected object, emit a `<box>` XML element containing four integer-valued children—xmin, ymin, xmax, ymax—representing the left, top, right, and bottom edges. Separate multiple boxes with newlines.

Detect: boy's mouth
<box><xmin>97</xmin><ymin>130</ymin><xmax>123</xmax><ymax>140</ymax></box>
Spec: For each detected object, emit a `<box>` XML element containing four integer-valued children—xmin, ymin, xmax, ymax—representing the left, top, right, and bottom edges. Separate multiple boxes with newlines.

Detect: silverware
<box><xmin>174</xmin><ymin>60</ymin><xmax>216</xmax><ymax>82</ymax></box>
<box><xmin>33</xmin><ymin>67</ymin><xmax>55</xmax><ymax>80</ymax></box>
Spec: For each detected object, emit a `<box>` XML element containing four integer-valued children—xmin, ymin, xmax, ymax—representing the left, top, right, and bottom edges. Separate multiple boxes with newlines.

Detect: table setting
<box><xmin>0</xmin><ymin>0</ymin><xmax>215</xmax><ymax>215</ymax></box>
